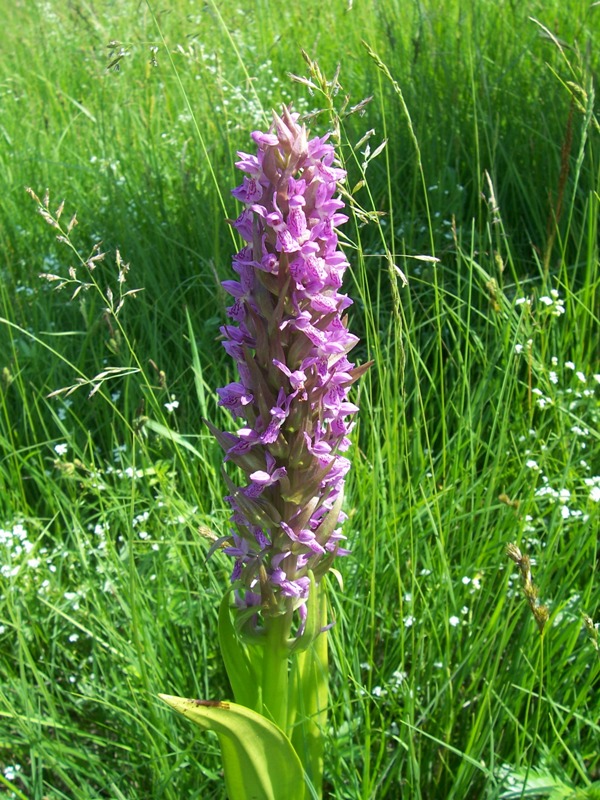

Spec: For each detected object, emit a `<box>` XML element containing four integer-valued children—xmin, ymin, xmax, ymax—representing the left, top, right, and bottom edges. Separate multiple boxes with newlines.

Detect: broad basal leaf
<box><xmin>159</xmin><ymin>694</ymin><xmax>305</xmax><ymax>800</ymax></box>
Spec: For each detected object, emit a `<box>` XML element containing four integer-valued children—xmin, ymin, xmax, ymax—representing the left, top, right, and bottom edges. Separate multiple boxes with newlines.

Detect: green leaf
<box><xmin>568</xmin><ymin>784</ymin><xmax>600</xmax><ymax>800</ymax></box>
<box><xmin>289</xmin><ymin>571</ymin><xmax>323</xmax><ymax>654</ymax></box>
<box><xmin>289</xmin><ymin>579</ymin><xmax>328</xmax><ymax>793</ymax></box>
<box><xmin>185</xmin><ymin>308</ymin><xmax>209</xmax><ymax>420</ymax></box>
<box><xmin>218</xmin><ymin>592</ymin><xmax>263</xmax><ymax>711</ymax></box>
<box><xmin>159</xmin><ymin>694</ymin><xmax>306</xmax><ymax>800</ymax></box>
<box><xmin>142</xmin><ymin>417</ymin><xmax>204</xmax><ymax>459</ymax></box>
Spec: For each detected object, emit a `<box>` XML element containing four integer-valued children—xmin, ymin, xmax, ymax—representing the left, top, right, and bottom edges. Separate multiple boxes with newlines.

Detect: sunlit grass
<box><xmin>0</xmin><ymin>0</ymin><xmax>598</xmax><ymax>798</ymax></box>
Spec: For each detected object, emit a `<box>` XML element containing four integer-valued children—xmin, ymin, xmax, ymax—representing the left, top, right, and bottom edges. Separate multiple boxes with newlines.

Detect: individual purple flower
<box><xmin>213</xmin><ymin>106</ymin><xmax>369</xmax><ymax>634</ymax></box>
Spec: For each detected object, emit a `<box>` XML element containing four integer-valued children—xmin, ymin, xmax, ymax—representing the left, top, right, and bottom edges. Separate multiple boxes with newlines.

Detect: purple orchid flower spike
<box><xmin>214</xmin><ymin>106</ymin><xmax>369</xmax><ymax>638</ymax></box>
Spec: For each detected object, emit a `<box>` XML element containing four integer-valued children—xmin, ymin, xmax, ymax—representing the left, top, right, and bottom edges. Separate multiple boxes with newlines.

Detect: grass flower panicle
<box><xmin>210</xmin><ymin>106</ymin><xmax>368</xmax><ymax>634</ymax></box>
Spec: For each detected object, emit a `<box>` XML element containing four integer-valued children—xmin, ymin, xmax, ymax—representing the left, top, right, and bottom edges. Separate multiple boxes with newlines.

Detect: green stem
<box><xmin>289</xmin><ymin>586</ymin><xmax>328</xmax><ymax>798</ymax></box>
<box><xmin>261</xmin><ymin>612</ymin><xmax>292</xmax><ymax>731</ymax></box>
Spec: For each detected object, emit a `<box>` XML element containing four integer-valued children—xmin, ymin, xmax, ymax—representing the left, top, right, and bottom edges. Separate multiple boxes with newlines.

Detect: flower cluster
<box><xmin>210</xmin><ymin>107</ymin><xmax>367</xmax><ymax>630</ymax></box>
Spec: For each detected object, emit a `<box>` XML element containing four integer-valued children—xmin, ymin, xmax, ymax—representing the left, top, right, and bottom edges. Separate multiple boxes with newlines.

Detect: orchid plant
<box><xmin>160</xmin><ymin>106</ymin><xmax>367</xmax><ymax>800</ymax></box>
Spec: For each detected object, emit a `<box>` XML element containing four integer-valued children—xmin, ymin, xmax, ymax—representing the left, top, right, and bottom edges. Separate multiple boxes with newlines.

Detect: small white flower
<box><xmin>565</xmin><ymin>361</ymin><xmax>575</xmax><ymax>370</ymax></box>
<box><xmin>571</xmin><ymin>425</ymin><xmax>589</xmax><ymax>436</ymax></box>
<box><xmin>462</xmin><ymin>576</ymin><xmax>471</xmax><ymax>585</ymax></box>
<box><xmin>576</xmin><ymin>371</ymin><xmax>586</xmax><ymax>383</ymax></box>
<box><xmin>54</xmin><ymin>443</ymin><xmax>68</xmax><ymax>456</ymax></box>
<box><xmin>560</xmin><ymin>505</ymin><xmax>570</xmax><ymax>519</ymax></box>
<box><xmin>526</xmin><ymin>459</ymin><xmax>540</xmax><ymax>470</ymax></box>
<box><xmin>13</xmin><ymin>524</ymin><xmax>26</xmax><ymax>540</ymax></box>
<box><xmin>68</xmin><ymin>633</ymin><xmax>79</xmax><ymax>643</ymax></box>
<box><xmin>164</xmin><ymin>397</ymin><xmax>179</xmax><ymax>413</ymax></box>
<box><xmin>403</xmin><ymin>615</ymin><xmax>415</xmax><ymax>628</ymax></box>
<box><xmin>549</xmin><ymin>371</ymin><xmax>558</xmax><ymax>384</ymax></box>
<box><xmin>4</xmin><ymin>765</ymin><xmax>21</xmax><ymax>781</ymax></box>
<box><xmin>133</xmin><ymin>510</ymin><xmax>150</xmax><ymax>527</ymax></box>
<box><xmin>449</xmin><ymin>615</ymin><xmax>460</xmax><ymax>627</ymax></box>
<box><xmin>590</xmin><ymin>486</ymin><xmax>600</xmax><ymax>503</ymax></box>
<box><xmin>113</xmin><ymin>444</ymin><xmax>127</xmax><ymax>460</ymax></box>
<box><xmin>392</xmin><ymin>669</ymin><xmax>407</xmax><ymax>684</ymax></box>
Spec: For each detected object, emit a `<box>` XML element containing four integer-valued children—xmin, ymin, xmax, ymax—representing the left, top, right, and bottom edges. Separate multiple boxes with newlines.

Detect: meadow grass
<box><xmin>0</xmin><ymin>0</ymin><xmax>599</xmax><ymax>798</ymax></box>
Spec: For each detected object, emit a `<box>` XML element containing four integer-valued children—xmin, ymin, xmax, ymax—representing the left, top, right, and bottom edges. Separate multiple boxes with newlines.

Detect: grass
<box><xmin>0</xmin><ymin>0</ymin><xmax>599</xmax><ymax>797</ymax></box>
